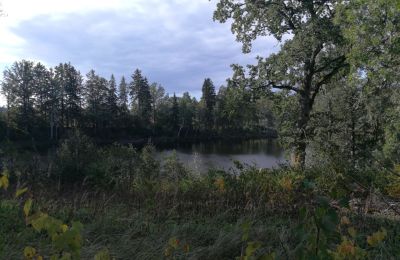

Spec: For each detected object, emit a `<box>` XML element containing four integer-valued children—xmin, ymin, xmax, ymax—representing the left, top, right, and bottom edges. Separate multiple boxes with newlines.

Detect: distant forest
<box><xmin>0</xmin><ymin>61</ymin><xmax>276</xmax><ymax>144</ymax></box>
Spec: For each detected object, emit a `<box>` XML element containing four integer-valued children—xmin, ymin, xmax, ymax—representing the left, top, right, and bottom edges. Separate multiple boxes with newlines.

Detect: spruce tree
<box><xmin>118</xmin><ymin>76</ymin><xmax>129</xmax><ymax>112</ymax></box>
<box><xmin>54</xmin><ymin>63</ymin><xmax>82</xmax><ymax>128</ymax></box>
<box><xmin>84</xmin><ymin>70</ymin><xmax>107</xmax><ymax>134</ymax></box>
<box><xmin>129</xmin><ymin>69</ymin><xmax>152</xmax><ymax>125</ymax></box>
<box><xmin>106</xmin><ymin>74</ymin><xmax>119</xmax><ymax>126</ymax></box>
<box><xmin>201</xmin><ymin>78</ymin><xmax>216</xmax><ymax>129</ymax></box>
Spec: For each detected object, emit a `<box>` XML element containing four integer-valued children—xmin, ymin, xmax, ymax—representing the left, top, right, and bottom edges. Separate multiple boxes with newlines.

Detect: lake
<box><xmin>155</xmin><ymin>139</ymin><xmax>285</xmax><ymax>172</ymax></box>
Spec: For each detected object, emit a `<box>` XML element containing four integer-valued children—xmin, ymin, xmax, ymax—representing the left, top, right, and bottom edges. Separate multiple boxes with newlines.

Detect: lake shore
<box><xmin>96</xmin><ymin>129</ymin><xmax>279</xmax><ymax>147</ymax></box>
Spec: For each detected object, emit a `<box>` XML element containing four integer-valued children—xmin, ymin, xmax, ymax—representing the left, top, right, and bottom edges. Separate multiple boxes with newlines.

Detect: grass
<box><xmin>2</xmin><ymin>166</ymin><xmax>400</xmax><ymax>259</ymax></box>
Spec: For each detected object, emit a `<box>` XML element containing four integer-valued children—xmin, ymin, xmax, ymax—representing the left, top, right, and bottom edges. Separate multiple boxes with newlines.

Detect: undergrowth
<box><xmin>1</xmin><ymin>140</ymin><xmax>400</xmax><ymax>259</ymax></box>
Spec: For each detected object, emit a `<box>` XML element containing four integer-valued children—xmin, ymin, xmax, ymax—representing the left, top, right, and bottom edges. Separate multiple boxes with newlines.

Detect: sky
<box><xmin>0</xmin><ymin>0</ymin><xmax>280</xmax><ymax>105</ymax></box>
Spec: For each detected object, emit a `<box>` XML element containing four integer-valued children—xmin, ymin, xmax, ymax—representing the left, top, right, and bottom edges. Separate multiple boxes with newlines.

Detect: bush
<box><xmin>55</xmin><ymin>131</ymin><xmax>98</xmax><ymax>184</ymax></box>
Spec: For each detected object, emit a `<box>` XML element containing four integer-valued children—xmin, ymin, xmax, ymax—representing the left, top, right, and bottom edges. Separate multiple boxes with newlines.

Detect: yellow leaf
<box><xmin>337</xmin><ymin>238</ymin><xmax>356</xmax><ymax>256</ymax></box>
<box><xmin>0</xmin><ymin>174</ymin><xmax>9</xmax><ymax>190</ymax></box>
<box><xmin>30</xmin><ymin>213</ymin><xmax>49</xmax><ymax>231</ymax></box>
<box><xmin>24</xmin><ymin>199</ymin><xmax>33</xmax><ymax>217</ymax></box>
<box><xmin>367</xmin><ymin>228</ymin><xmax>387</xmax><ymax>247</ymax></box>
<box><xmin>394</xmin><ymin>164</ymin><xmax>400</xmax><ymax>174</ymax></box>
<box><xmin>348</xmin><ymin>227</ymin><xmax>357</xmax><ymax>238</ymax></box>
<box><xmin>280</xmin><ymin>176</ymin><xmax>293</xmax><ymax>191</ymax></box>
<box><xmin>24</xmin><ymin>246</ymin><xmax>36</xmax><ymax>259</ymax></box>
<box><xmin>340</xmin><ymin>216</ymin><xmax>350</xmax><ymax>225</ymax></box>
<box><xmin>168</xmin><ymin>237</ymin><xmax>180</xmax><ymax>249</ymax></box>
<box><xmin>61</xmin><ymin>224</ymin><xmax>68</xmax><ymax>232</ymax></box>
<box><xmin>15</xmin><ymin>187</ymin><xmax>28</xmax><ymax>198</ymax></box>
<box><xmin>164</xmin><ymin>247</ymin><xmax>172</xmax><ymax>257</ymax></box>
<box><xmin>37</xmin><ymin>256</ymin><xmax>43</xmax><ymax>260</ymax></box>
<box><xmin>183</xmin><ymin>244</ymin><xmax>190</xmax><ymax>253</ymax></box>
<box><xmin>94</xmin><ymin>248</ymin><xmax>111</xmax><ymax>260</ymax></box>
<box><xmin>214</xmin><ymin>177</ymin><xmax>225</xmax><ymax>192</ymax></box>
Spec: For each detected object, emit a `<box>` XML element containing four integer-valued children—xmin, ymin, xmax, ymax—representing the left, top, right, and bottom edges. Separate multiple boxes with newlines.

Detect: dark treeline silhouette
<box><xmin>0</xmin><ymin>60</ymin><xmax>276</xmax><ymax>145</ymax></box>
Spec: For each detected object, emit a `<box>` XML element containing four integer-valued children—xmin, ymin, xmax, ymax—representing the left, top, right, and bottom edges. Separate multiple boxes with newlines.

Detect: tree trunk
<box><xmin>292</xmin><ymin>92</ymin><xmax>312</xmax><ymax>169</ymax></box>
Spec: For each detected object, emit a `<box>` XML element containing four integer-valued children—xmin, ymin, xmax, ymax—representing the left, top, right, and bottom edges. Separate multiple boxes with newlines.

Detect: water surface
<box><xmin>156</xmin><ymin>139</ymin><xmax>285</xmax><ymax>172</ymax></box>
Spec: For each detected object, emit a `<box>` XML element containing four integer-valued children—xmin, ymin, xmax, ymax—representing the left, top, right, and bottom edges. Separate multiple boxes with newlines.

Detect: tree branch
<box><xmin>316</xmin><ymin>57</ymin><xmax>348</xmax><ymax>89</ymax></box>
<box><xmin>310</xmin><ymin>56</ymin><xmax>349</xmax><ymax>104</ymax></box>
<box><xmin>267</xmin><ymin>82</ymin><xmax>300</xmax><ymax>93</ymax></box>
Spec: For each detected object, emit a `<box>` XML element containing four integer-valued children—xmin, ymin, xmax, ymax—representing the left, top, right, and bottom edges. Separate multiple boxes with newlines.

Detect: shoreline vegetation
<box><xmin>1</xmin><ymin>133</ymin><xmax>400</xmax><ymax>259</ymax></box>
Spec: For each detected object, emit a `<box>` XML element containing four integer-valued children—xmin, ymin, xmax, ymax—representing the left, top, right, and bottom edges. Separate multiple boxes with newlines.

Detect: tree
<box><xmin>129</xmin><ymin>69</ymin><xmax>152</xmax><ymax>126</ymax></box>
<box><xmin>33</xmin><ymin>63</ymin><xmax>53</xmax><ymax>122</ymax></box>
<box><xmin>150</xmin><ymin>83</ymin><xmax>166</xmax><ymax>134</ymax></box>
<box><xmin>2</xmin><ymin>60</ymin><xmax>36</xmax><ymax>133</ymax></box>
<box><xmin>179</xmin><ymin>92</ymin><xmax>196</xmax><ymax>137</ymax></box>
<box><xmin>105</xmin><ymin>74</ymin><xmax>119</xmax><ymax>127</ymax></box>
<box><xmin>118</xmin><ymin>76</ymin><xmax>129</xmax><ymax>113</ymax></box>
<box><xmin>200</xmin><ymin>78</ymin><xmax>216</xmax><ymax>130</ymax></box>
<box><xmin>84</xmin><ymin>70</ymin><xmax>107</xmax><ymax>135</ymax></box>
<box><xmin>337</xmin><ymin>0</ymin><xmax>400</xmax><ymax>166</ymax></box>
<box><xmin>54</xmin><ymin>63</ymin><xmax>82</xmax><ymax>129</ymax></box>
<box><xmin>214</xmin><ymin>0</ymin><xmax>349</xmax><ymax>168</ymax></box>
<box><xmin>171</xmin><ymin>93</ymin><xmax>180</xmax><ymax>135</ymax></box>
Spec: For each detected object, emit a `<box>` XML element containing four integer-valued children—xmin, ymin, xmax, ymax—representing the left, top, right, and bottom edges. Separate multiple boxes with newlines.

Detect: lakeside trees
<box><xmin>0</xmin><ymin>62</ymin><xmax>275</xmax><ymax>143</ymax></box>
<box><xmin>213</xmin><ymin>0</ymin><xmax>400</xmax><ymax>169</ymax></box>
<box><xmin>214</xmin><ymin>0</ymin><xmax>349</xmax><ymax>168</ymax></box>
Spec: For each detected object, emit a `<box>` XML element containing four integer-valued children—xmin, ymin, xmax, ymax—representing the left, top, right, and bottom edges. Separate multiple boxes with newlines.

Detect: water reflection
<box><xmin>156</xmin><ymin>139</ymin><xmax>285</xmax><ymax>172</ymax></box>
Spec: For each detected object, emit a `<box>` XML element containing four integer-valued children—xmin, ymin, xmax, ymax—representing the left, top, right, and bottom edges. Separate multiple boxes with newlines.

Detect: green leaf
<box><xmin>321</xmin><ymin>209</ymin><xmax>339</xmax><ymax>234</ymax></box>
<box><xmin>59</xmin><ymin>252</ymin><xmax>72</xmax><ymax>260</ymax></box>
<box><xmin>241</xmin><ymin>221</ymin><xmax>251</xmax><ymax>241</ymax></box>
<box><xmin>259</xmin><ymin>252</ymin><xmax>275</xmax><ymax>260</ymax></box>
<box><xmin>316</xmin><ymin>196</ymin><xmax>330</xmax><ymax>208</ymax></box>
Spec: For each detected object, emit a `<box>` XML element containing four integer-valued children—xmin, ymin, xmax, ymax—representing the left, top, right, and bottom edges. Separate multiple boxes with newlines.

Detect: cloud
<box><xmin>0</xmin><ymin>0</ymin><xmax>279</xmax><ymax>106</ymax></box>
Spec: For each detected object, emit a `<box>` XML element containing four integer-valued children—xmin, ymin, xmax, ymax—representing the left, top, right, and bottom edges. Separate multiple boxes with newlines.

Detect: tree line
<box><xmin>0</xmin><ymin>61</ymin><xmax>275</xmax><ymax>143</ymax></box>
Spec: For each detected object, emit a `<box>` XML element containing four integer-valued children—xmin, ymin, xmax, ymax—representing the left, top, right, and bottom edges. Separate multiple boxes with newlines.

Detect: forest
<box><xmin>0</xmin><ymin>63</ymin><xmax>276</xmax><ymax>145</ymax></box>
<box><xmin>1</xmin><ymin>0</ymin><xmax>400</xmax><ymax>259</ymax></box>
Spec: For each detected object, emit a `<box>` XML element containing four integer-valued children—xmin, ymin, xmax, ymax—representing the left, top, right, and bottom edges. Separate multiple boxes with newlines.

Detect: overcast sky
<box><xmin>0</xmin><ymin>0</ymin><xmax>279</xmax><ymax>105</ymax></box>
